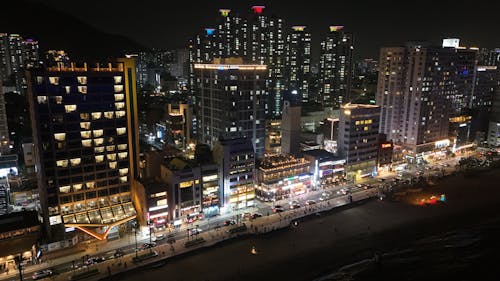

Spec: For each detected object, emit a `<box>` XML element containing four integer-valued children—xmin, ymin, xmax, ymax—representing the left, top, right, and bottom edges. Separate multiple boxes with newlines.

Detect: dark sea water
<box><xmin>314</xmin><ymin>217</ymin><xmax>500</xmax><ymax>281</ymax></box>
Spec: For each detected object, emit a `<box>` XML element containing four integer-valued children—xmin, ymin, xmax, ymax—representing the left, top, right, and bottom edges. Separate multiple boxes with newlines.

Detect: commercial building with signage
<box><xmin>255</xmin><ymin>154</ymin><xmax>311</xmax><ymax>201</ymax></box>
<box><xmin>160</xmin><ymin>158</ymin><xmax>221</xmax><ymax>225</ymax></box>
<box><xmin>302</xmin><ymin>149</ymin><xmax>346</xmax><ymax>188</ymax></box>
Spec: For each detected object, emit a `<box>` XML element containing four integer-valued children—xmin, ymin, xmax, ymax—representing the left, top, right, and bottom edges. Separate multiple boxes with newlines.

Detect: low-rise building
<box><xmin>255</xmin><ymin>154</ymin><xmax>312</xmax><ymax>201</ymax></box>
<box><xmin>0</xmin><ymin>211</ymin><xmax>41</xmax><ymax>272</ymax></box>
<box><xmin>160</xmin><ymin>158</ymin><xmax>221</xmax><ymax>225</ymax></box>
<box><xmin>302</xmin><ymin>149</ymin><xmax>346</xmax><ymax>188</ymax></box>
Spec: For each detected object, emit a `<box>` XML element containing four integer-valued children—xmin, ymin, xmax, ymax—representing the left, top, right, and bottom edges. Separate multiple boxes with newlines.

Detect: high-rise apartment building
<box><xmin>285</xmin><ymin>26</ymin><xmax>311</xmax><ymax>103</ymax></box>
<box><xmin>0</xmin><ymin>80</ymin><xmax>9</xmax><ymax>153</ymax></box>
<box><xmin>248</xmin><ymin>6</ymin><xmax>285</xmax><ymax>117</ymax></box>
<box><xmin>194</xmin><ymin>58</ymin><xmax>266</xmax><ymax>157</ymax></box>
<box><xmin>478</xmin><ymin>48</ymin><xmax>500</xmax><ymax>66</ymax></box>
<box><xmin>0</xmin><ymin>34</ymin><xmax>39</xmax><ymax>81</ymax></box>
<box><xmin>27</xmin><ymin>58</ymin><xmax>140</xmax><ymax>240</ymax></box>
<box><xmin>319</xmin><ymin>26</ymin><xmax>354</xmax><ymax>108</ymax></box>
<box><xmin>189</xmin><ymin>6</ymin><xmax>285</xmax><ymax>117</ymax></box>
<box><xmin>338</xmin><ymin>104</ymin><xmax>380</xmax><ymax>178</ymax></box>
<box><xmin>377</xmin><ymin>43</ymin><xmax>464</xmax><ymax>153</ymax></box>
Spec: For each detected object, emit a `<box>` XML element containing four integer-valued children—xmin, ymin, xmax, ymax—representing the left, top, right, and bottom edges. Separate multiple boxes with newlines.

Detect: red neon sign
<box><xmin>252</xmin><ymin>6</ymin><xmax>265</xmax><ymax>14</ymax></box>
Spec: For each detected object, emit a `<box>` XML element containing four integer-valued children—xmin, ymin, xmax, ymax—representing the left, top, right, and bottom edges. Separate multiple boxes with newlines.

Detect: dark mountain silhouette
<box><xmin>1</xmin><ymin>1</ymin><xmax>147</xmax><ymax>61</ymax></box>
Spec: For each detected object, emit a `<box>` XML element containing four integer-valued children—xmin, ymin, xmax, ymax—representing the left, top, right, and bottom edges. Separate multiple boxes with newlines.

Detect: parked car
<box><xmin>224</xmin><ymin>220</ymin><xmax>236</xmax><ymax>226</ymax></box>
<box><xmin>141</xmin><ymin>242</ymin><xmax>157</xmax><ymax>250</ymax></box>
<box><xmin>190</xmin><ymin>228</ymin><xmax>202</xmax><ymax>236</ymax></box>
<box><xmin>32</xmin><ymin>269</ymin><xmax>53</xmax><ymax>280</ymax></box>
<box><xmin>85</xmin><ymin>256</ymin><xmax>105</xmax><ymax>265</ymax></box>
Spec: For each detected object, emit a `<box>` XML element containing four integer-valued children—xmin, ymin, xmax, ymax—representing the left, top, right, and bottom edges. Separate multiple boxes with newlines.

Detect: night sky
<box><xmin>34</xmin><ymin>0</ymin><xmax>500</xmax><ymax>60</ymax></box>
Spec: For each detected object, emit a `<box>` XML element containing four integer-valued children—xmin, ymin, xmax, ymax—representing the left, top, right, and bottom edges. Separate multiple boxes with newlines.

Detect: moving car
<box><xmin>32</xmin><ymin>269</ymin><xmax>53</xmax><ymax>280</ymax></box>
<box><xmin>189</xmin><ymin>228</ymin><xmax>202</xmax><ymax>236</ymax></box>
<box><xmin>289</xmin><ymin>200</ymin><xmax>301</xmax><ymax>209</ymax></box>
<box><xmin>166</xmin><ymin>233</ymin><xmax>176</xmax><ymax>244</ymax></box>
<box><xmin>113</xmin><ymin>249</ymin><xmax>125</xmax><ymax>258</ymax></box>
<box><xmin>153</xmin><ymin>234</ymin><xmax>165</xmax><ymax>241</ymax></box>
<box><xmin>250</xmin><ymin>213</ymin><xmax>263</xmax><ymax>219</ymax></box>
<box><xmin>273</xmin><ymin>205</ymin><xmax>285</xmax><ymax>213</ymax></box>
<box><xmin>305</xmin><ymin>200</ymin><xmax>316</xmax><ymax>205</ymax></box>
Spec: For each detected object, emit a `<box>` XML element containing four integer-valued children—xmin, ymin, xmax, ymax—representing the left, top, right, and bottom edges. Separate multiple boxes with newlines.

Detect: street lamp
<box><xmin>14</xmin><ymin>255</ymin><xmax>23</xmax><ymax>281</ymax></box>
<box><xmin>132</xmin><ymin>221</ymin><xmax>138</xmax><ymax>258</ymax></box>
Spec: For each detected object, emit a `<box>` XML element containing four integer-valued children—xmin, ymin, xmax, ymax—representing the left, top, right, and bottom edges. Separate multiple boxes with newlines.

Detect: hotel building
<box><xmin>27</xmin><ymin>58</ymin><xmax>140</xmax><ymax>240</ymax></box>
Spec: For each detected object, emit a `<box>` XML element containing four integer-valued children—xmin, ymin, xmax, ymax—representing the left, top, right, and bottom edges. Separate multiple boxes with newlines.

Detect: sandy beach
<box><xmin>109</xmin><ymin>168</ymin><xmax>500</xmax><ymax>281</ymax></box>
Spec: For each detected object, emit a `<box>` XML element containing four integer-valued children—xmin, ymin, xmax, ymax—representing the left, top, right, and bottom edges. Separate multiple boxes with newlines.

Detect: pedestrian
<box><xmin>124</xmin><ymin>262</ymin><xmax>127</xmax><ymax>268</ymax></box>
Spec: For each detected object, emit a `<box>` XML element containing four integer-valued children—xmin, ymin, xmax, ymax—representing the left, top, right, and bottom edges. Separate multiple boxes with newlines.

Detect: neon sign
<box><xmin>251</xmin><ymin>5</ymin><xmax>265</xmax><ymax>14</ymax></box>
<box><xmin>219</xmin><ymin>9</ymin><xmax>231</xmax><ymax>17</ymax></box>
<box><xmin>329</xmin><ymin>26</ymin><xmax>344</xmax><ymax>32</ymax></box>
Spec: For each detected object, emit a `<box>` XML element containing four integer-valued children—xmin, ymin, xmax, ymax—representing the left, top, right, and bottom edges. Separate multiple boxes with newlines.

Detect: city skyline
<box><xmin>24</xmin><ymin>0</ymin><xmax>500</xmax><ymax>60</ymax></box>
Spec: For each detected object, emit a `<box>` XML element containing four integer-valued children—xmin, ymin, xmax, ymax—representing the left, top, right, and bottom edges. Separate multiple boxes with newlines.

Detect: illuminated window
<box><xmin>106</xmin><ymin>145</ymin><xmax>115</xmax><ymax>152</ymax></box>
<box><xmin>91</xmin><ymin>112</ymin><xmax>102</xmax><ymax>120</ymax></box>
<box><xmin>92</xmin><ymin>129</ymin><xmax>103</xmax><ymax>138</ymax></box>
<box><xmin>77</xmin><ymin>76</ymin><xmax>87</xmax><ymax>85</ymax></box>
<box><xmin>114</xmin><ymin>94</ymin><xmax>124</xmax><ymax>101</ymax></box>
<box><xmin>119</xmin><ymin>176</ymin><xmax>128</xmax><ymax>183</ymax></box>
<box><xmin>73</xmin><ymin>184</ymin><xmax>83</xmax><ymax>191</ymax></box>
<box><xmin>107</xmin><ymin>153</ymin><xmax>116</xmax><ymax>161</ymax></box>
<box><xmin>80</xmin><ymin>113</ymin><xmax>90</xmax><ymax>120</ymax></box>
<box><xmin>36</xmin><ymin>76</ymin><xmax>43</xmax><ymax>85</ymax></box>
<box><xmin>104</xmin><ymin>111</ymin><xmax>114</xmax><ymax>119</ymax></box>
<box><xmin>82</xmin><ymin>140</ymin><xmax>92</xmax><ymax>147</ymax></box>
<box><xmin>114</xmin><ymin>85</ymin><xmax>124</xmax><ymax>93</ymax></box>
<box><xmin>93</xmin><ymin>138</ymin><xmax>104</xmax><ymax>146</ymax></box>
<box><xmin>118</xmin><ymin>152</ymin><xmax>128</xmax><ymax>159</ymax></box>
<box><xmin>55</xmin><ymin>96</ymin><xmax>63</xmax><ymax>104</ymax></box>
<box><xmin>65</xmin><ymin>104</ymin><xmax>77</xmax><ymax>113</ymax></box>
<box><xmin>80</xmin><ymin>131</ymin><xmax>91</xmax><ymax>138</ymax></box>
<box><xmin>49</xmin><ymin>77</ymin><xmax>59</xmax><ymax>85</ymax></box>
<box><xmin>59</xmin><ymin>185</ymin><xmax>71</xmax><ymax>193</ymax></box>
<box><xmin>94</xmin><ymin>147</ymin><xmax>104</xmax><ymax>153</ymax></box>
<box><xmin>119</xmin><ymin>168</ymin><xmax>128</xmax><ymax>176</ymax></box>
<box><xmin>109</xmin><ymin>161</ymin><xmax>117</xmax><ymax>169</ymax></box>
<box><xmin>86</xmin><ymin>182</ymin><xmax>95</xmax><ymax>189</ymax></box>
<box><xmin>70</xmin><ymin>158</ymin><xmax>81</xmax><ymax>166</ymax></box>
<box><xmin>78</xmin><ymin>86</ymin><xmax>87</xmax><ymax>94</ymax></box>
<box><xmin>95</xmin><ymin>155</ymin><xmax>104</xmax><ymax>163</ymax></box>
<box><xmin>65</xmin><ymin>86</ymin><xmax>71</xmax><ymax>94</ymax></box>
<box><xmin>114</xmin><ymin>76</ymin><xmax>123</xmax><ymax>83</ymax></box>
<box><xmin>56</xmin><ymin>160</ymin><xmax>68</xmax><ymax>167</ymax></box>
<box><xmin>116</xmin><ymin>127</ymin><xmax>126</xmax><ymax>135</ymax></box>
<box><xmin>364</xmin><ymin>126</ymin><xmax>369</xmax><ymax>131</ymax></box>
<box><xmin>54</xmin><ymin>133</ymin><xmax>66</xmax><ymax>141</ymax></box>
<box><xmin>115</xmin><ymin>111</ymin><xmax>126</xmax><ymax>118</ymax></box>
<box><xmin>80</xmin><ymin>122</ymin><xmax>91</xmax><ymax>129</ymax></box>
<box><xmin>37</xmin><ymin>96</ymin><xmax>47</xmax><ymax>104</ymax></box>
<box><xmin>118</xmin><ymin>144</ymin><xmax>127</xmax><ymax>150</ymax></box>
<box><xmin>115</xmin><ymin>102</ymin><xmax>125</xmax><ymax>110</ymax></box>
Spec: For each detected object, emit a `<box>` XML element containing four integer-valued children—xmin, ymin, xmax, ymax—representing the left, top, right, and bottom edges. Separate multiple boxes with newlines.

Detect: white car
<box><xmin>33</xmin><ymin>269</ymin><xmax>53</xmax><ymax>280</ymax></box>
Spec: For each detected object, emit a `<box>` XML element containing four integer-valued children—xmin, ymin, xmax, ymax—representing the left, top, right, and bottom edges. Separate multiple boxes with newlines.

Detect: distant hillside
<box><xmin>1</xmin><ymin>1</ymin><xmax>147</xmax><ymax>61</ymax></box>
